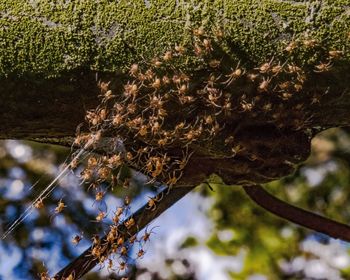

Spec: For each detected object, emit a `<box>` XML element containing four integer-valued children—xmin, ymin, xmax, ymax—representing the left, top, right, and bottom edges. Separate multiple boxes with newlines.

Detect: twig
<box><xmin>53</xmin><ymin>185</ymin><xmax>195</xmax><ymax>280</ymax></box>
<box><xmin>243</xmin><ymin>184</ymin><xmax>350</xmax><ymax>242</ymax></box>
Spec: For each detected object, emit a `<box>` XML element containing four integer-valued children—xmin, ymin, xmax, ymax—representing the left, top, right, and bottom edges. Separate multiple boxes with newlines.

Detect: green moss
<box><xmin>0</xmin><ymin>0</ymin><xmax>348</xmax><ymax>78</ymax></box>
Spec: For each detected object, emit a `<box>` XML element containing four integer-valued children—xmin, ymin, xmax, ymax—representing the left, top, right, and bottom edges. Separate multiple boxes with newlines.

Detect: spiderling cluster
<box><xmin>86</xmin><ymin>200</ymin><xmax>158</xmax><ymax>279</ymax></box>
<box><xmin>51</xmin><ymin>27</ymin><xmax>344</xmax><ymax>278</ymax></box>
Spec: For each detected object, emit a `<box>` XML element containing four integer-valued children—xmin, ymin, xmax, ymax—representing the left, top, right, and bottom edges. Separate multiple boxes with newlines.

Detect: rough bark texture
<box><xmin>0</xmin><ymin>0</ymin><xmax>349</xmax><ymax>186</ymax></box>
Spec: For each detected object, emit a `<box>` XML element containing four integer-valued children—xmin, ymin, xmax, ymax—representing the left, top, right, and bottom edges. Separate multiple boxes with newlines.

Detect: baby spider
<box><xmin>314</xmin><ymin>61</ymin><xmax>333</xmax><ymax>73</ymax></box>
<box><xmin>124</xmin><ymin>196</ymin><xmax>131</xmax><ymax>206</ymax></box>
<box><xmin>129</xmin><ymin>63</ymin><xmax>139</xmax><ymax>77</ymax></box>
<box><xmin>95</xmin><ymin>211</ymin><xmax>107</xmax><ymax>222</ymax></box>
<box><xmin>98</xmin><ymin>81</ymin><xmax>111</xmax><ymax>93</ymax></box>
<box><xmin>116</xmin><ymin>236</ymin><xmax>125</xmax><ymax>247</ymax></box>
<box><xmin>206</xmin><ymin>87</ymin><xmax>223</xmax><ymax>107</ymax></box>
<box><xmin>107</xmin><ymin>225</ymin><xmax>118</xmax><ymax>243</ymax></box>
<box><xmin>65</xmin><ymin>273</ymin><xmax>75</xmax><ymax>280</ymax></box>
<box><xmin>177</xmin><ymin>83</ymin><xmax>188</xmax><ymax>95</ymax></box>
<box><xmin>81</xmin><ymin>168</ymin><xmax>94</xmax><ymax>182</ymax></box>
<box><xmin>287</xmin><ymin>63</ymin><xmax>302</xmax><ymax>74</ymax></box>
<box><xmin>206</xmin><ymin>73</ymin><xmax>221</xmax><ymax>88</ymax></box>
<box><xmin>115</xmin><ymin>206</ymin><xmax>124</xmax><ymax>217</ymax></box>
<box><xmin>163</xmin><ymin>50</ymin><xmax>173</xmax><ymax>61</ymax></box>
<box><xmin>92</xmin><ymin>190</ymin><xmax>107</xmax><ymax>207</ymax></box>
<box><xmin>90</xmin><ymin>245</ymin><xmax>103</xmax><ymax>260</ymax></box>
<box><xmin>256</xmin><ymin>57</ymin><xmax>274</xmax><ymax>73</ymax></box>
<box><xmin>69</xmin><ymin>158</ymin><xmax>79</xmax><ymax>170</ymax></box>
<box><xmin>162</xmin><ymin>75</ymin><xmax>171</xmax><ymax>84</ymax></box>
<box><xmin>72</xmin><ymin>234</ymin><xmax>83</xmax><ymax>245</ymax></box>
<box><xmin>137</xmin><ymin>248</ymin><xmax>145</xmax><ymax>259</ymax></box>
<box><xmin>151</xmin><ymin>77</ymin><xmax>161</xmax><ymax>90</ymax></box>
<box><xmin>223</xmin><ymin>62</ymin><xmax>245</xmax><ymax>86</ymax></box>
<box><xmin>117</xmin><ymin>261</ymin><xmax>127</xmax><ymax>274</ymax></box>
<box><xmin>95</xmin><ymin>191</ymin><xmax>105</xmax><ymax>201</ymax></box>
<box><xmin>174</xmin><ymin>148</ymin><xmax>194</xmax><ymax>171</ymax></box>
<box><xmin>240</xmin><ymin>101</ymin><xmax>254</xmax><ymax>112</ymax></box>
<box><xmin>152</xmin><ymin>155</ymin><xmax>168</xmax><ymax>178</ymax></box>
<box><xmin>303</xmin><ymin>38</ymin><xmax>317</xmax><ymax>48</ymax></box>
<box><xmin>124</xmin><ymin>82</ymin><xmax>139</xmax><ymax>99</ymax></box>
<box><xmin>39</xmin><ymin>271</ymin><xmax>50</xmax><ymax>280</ymax></box>
<box><xmin>166</xmin><ymin>170</ymin><xmax>182</xmax><ymax>187</ymax></box>
<box><xmin>271</xmin><ymin>61</ymin><xmax>285</xmax><ymax>75</ymax></box>
<box><xmin>54</xmin><ymin>199</ymin><xmax>66</xmax><ymax>214</ymax></box>
<box><xmin>193</xmin><ymin>26</ymin><xmax>205</xmax><ymax>36</ymax></box>
<box><xmin>285</xmin><ymin>40</ymin><xmax>297</xmax><ymax>53</ymax></box>
<box><xmin>34</xmin><ymin>198</ymin><xmax>44</xmax><ymax>209</ymax></box>
<box><xmin>120</xmin><ymin>245</ymin><xmax>129</xmax><ymax>256</ymax></box>
<box><xmin>112</xmin><ymin>113</ymin><xmax>124</xmax><ymax>127</ymax></box>
<box><xmin>258</xmin><ymin>77</ymin><xmax>272</xmax><ymax>92</ymax></box>
<box><xmin>194</xmin><ymin>43</ymin><xmax>203</xmax><ymax>56</ymax></box>
<box><xmin>175</xmin><ymin>44</ymin><xmax>186</xmax><ymax>55</ymax></box>
<box><xmin>152</xmin><ymin>57</ymin><xmax>162</xmax><ymax>68</ymax></box>
<box><xmin>124</xmin><ymin>217</ymin><xmax>135</xmax><ymax>230</ymax></box>
<box><xmin>328</xmin><ymin>50</ymin><xmax>343</xmax><ymax>59</ymax></box>
<box><xmin>97</xmin><ymin>166</ymin><xmax>111</xmax><ymax>182</ymax></box>
<box><xmin>146</xmin><ymin>192</ymin><xmax>164</xmax><ymax>211</ymax></box>
<box><xmin>128</xmin><ymin>234</ymin><xmax>137</xmax><ymax>244</ymax></box>
<box><xmin>141</xmin><ymin>226</ymin><xmax>159</xmax><ymax>243</ymax></box>
<box><xmin>202</xmin><ymin>38</ymin><xmax>213</xmax><ymax>52</ymax></box>
<box><xmin>149</xmin><ymin>94</ymin><xmax>164</xmax><ymax>110</ymax></box>
<box><xmin>107</xmin><ymin>258</ymin><xmax>115</xmax><ymax>272</ymax></box>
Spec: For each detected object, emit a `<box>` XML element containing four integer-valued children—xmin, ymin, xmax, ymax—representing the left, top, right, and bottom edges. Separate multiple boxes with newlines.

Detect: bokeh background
<box><xmin>1</xmin><ymin>127</ymin><xmax>350</xmax><ymax>280</ymax></box>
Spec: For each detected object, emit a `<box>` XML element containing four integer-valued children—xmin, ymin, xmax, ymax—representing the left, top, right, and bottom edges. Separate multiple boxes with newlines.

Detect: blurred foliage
<box><xmin>1</xmin><ymin>127</ymin><xmax>350</xmax><ymax>279</ymax></box>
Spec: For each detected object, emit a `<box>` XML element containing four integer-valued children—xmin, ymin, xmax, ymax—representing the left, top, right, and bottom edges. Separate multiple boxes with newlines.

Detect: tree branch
<box><xmin>243</xmin><ymin>185</ymin><xmax>350</xmax><ymax>242</ymax></box>
<box><xmin>53</xmin><ymin>185</ymin><xmax>195</xmax><ymax>280</ymax></box>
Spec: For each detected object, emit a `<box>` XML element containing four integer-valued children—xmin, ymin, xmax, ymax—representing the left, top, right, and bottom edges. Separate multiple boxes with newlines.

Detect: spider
<box><xmin>141</xmin><ymin>226</ymin><xmax>159</xmax><ymax>243</ymax></box>
<box><xmin>146</xmin><ymin>192</ymin><xmax>164</xmax><ymax>211</ymax></box>
<box><xmin>223</xmin><ymin>62</ymin><xmax>245</xmax><ymax>86</ymax></box>
<box><xmin>72</xmin><ymin>234</ymin><xmax>83</xmax><ymax>245</ymax></box>
<box><xmin>174</xmin><ymin>148</ymin><xmax>194</xmax><ymax>171</ymax></box>
<box><xmin>54</xmin><ymin>199</ymin><xmax>66</xmax><ymax>214</ymax></box>
<box><xmin>117</xmin><ymin>261</ymin><xmax>127</xmax><ymax>274</ymax></box>
<box><xmin>256</xmin><ymin>57</ymin><xmax>274</xmax><ymax>73</ymax></box>
<box><xmin>95</xmin><ymin>211</ymin><xmax>106</xmax><ymax>222</ymax></box>
<box><xmin>258</xmin><ymin>77</ymin><xmax>272</xmax><ymax>92</ymax></box>
<box><xmin>314</xmin><ymin>61</ymin><xmax>333</xmax><ymax>73</ymax></box>
<box><xmin>124</xmin><ymin>217</ymin><xmax>135</xmax><ymax>229</ymax></box>
<box><xmin>166</xmin><ymin>170</ymin><xmax>183</xmax><ymax>187</ymax></box>
<box><xmin>34</xmin><ymin>198</ymin><xmax>44</xmax><ymax>209</ymax></box>
<box><xmin>137</xmin><ymin>248</ymin><xmax>145</xmax><ymax>258</ymax></box>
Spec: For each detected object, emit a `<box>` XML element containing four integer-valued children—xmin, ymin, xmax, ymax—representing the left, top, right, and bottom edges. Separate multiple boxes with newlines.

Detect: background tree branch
<box><xmin>243</xmin><ymin>185</ymin><xmax>350</xmax><ymax>242</ymax></box>
<box><xmin>53</xmin><ymin>186</ymin><xmax>195</xmax><ymax>280</ymax></box>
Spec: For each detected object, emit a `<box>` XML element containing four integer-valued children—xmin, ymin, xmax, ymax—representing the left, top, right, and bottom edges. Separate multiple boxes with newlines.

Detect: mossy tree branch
<box><xmin>1</xmin><ymin>0</ymin><xmax>349</xmax><ymax>148</ymax></box>
<box><xmin>1</xmin><ymin>1</ymin><xmax>349</xmax><ymax>140</ymax></box>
